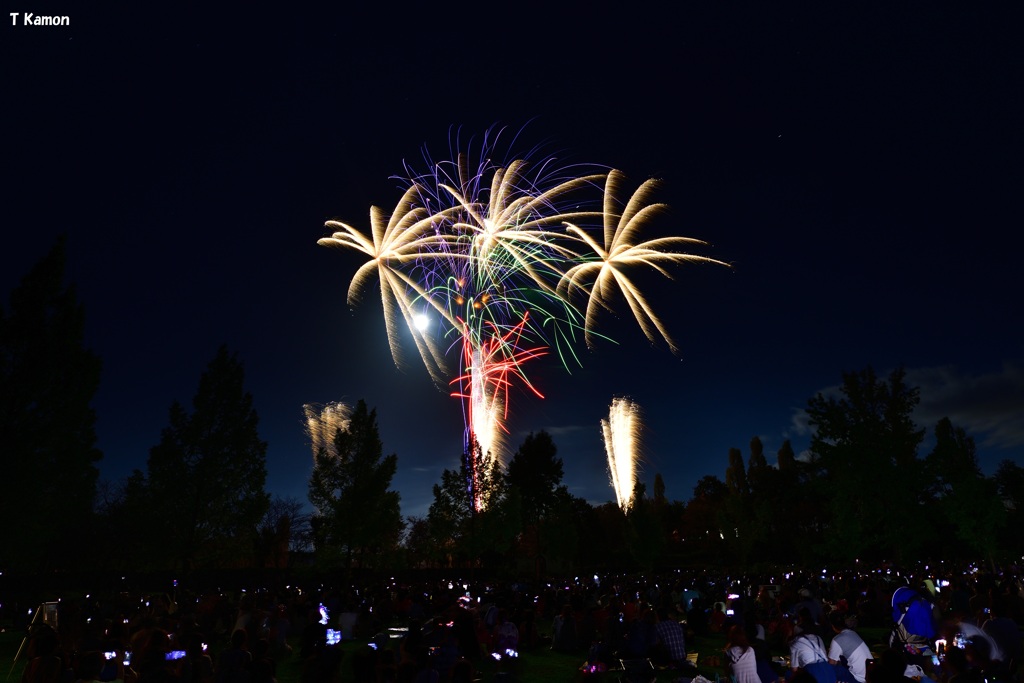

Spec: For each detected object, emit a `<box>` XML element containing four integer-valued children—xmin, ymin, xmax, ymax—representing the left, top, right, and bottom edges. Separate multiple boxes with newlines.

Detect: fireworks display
<box><xmin>319</xmin><ymin>128</ymin><xmax>727</xmax><ymax>508</ymax></box>
<box><xmin>303</xmin><ymin>401</ymin><xmax>352</xmax><ymax>461</ymax></box>
<box><xmin>602</xmin><ymin>397</ymin><xmax>643</xmax><ymax>511</ymax></box>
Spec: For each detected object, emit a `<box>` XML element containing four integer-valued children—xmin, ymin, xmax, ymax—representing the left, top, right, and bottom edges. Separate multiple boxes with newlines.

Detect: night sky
<box><xmin>5</xmin><ymin>5</ymin><xmax>1023</xmax><ymax>519</ymax></box>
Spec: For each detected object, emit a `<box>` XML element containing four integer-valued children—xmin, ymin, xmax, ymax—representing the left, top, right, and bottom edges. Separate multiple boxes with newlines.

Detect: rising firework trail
<box><xmin>602</xmin><ymin>397</ymin><xmax>643</xmax><ymax>511</ymax></box>
<box><xmin>319</xmin><ymin>126</ymin><xmax>728</xmax><ymax>508</ymax></box>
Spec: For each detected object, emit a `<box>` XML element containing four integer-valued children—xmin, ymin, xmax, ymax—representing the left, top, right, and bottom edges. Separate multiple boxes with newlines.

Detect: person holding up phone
<box><xmin>132</xmin><ymin>628</ymin><xmax>188</xmax><ymax>683</ymax></box>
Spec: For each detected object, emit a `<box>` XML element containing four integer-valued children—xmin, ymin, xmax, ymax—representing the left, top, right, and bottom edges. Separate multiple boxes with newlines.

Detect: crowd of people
<box><xmin>712</xmin><ymin>569</ymin><xmax>1023</xmax><ymax>683</ymax></box>
<box><xmin>9</xmin><ymin>563</ymin><xmax>1023</xmax><ymax>683</ymax></box>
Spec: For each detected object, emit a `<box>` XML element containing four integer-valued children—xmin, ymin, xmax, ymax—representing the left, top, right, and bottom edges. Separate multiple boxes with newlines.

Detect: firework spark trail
<box><xmin>559</xmin><ymin>170</ymin><xmax>732</xmax><ymax>354</ymax></box>
<box><xmin>303</xmin><ymin>401</ymin><xmax>353</xmax><ymax>461</ymax></box>
<box><xmin>602</xmin><ymin>397</ymin><xmax>642</xmax><ymax>511</ymax></box>
<box><xmin>320</xmin><ymin>129</ymin><xmax>728</xmax><ymax>508</ymax></box>
<box><xmin>318</xmin><ymin>186</ymin><xmax>463</xmax><ymax>385</ymax></box>
<box><xmin>450</xmin><ymin>315</ymin><xmax>548</xmax><ymax>468</ymax></box>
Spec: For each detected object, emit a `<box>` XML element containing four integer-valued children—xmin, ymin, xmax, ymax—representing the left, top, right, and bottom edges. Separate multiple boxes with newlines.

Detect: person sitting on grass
<box><xmin>725</xmin><ymin>623</ymin><xmax>760</xmax><ymax>683</ymax></box>
<box><xmin>789</xmin><ymin>609</ymin><xmax>835</xmax><ymax>683</ymax></box>
<box><xmin>627</xmin><ymin>607</ymin><xmax>659</xmax><ymax>660</ymax></box>
<box><xmin>827</xmin><ymin>611</ymin><xmax>872</xmax><ymax>683</ymax></box>
<box><xmin>652</xmin><ymin>607</ymin><xmax>687</xmax><ymax>668</ymax></box>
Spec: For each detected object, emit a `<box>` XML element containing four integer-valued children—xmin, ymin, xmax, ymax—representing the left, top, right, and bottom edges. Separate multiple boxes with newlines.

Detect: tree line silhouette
<box><xmin>3</xmin><ymin>239</ymin><xmax>1022</xmax><ymax>578</ymax></box>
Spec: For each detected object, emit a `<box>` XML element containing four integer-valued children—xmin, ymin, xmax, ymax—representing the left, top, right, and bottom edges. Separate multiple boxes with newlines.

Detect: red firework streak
<box><xmin>450</xmin><ymin>313</ymin><xmax>547</xmax><ymax>510</ymax></box>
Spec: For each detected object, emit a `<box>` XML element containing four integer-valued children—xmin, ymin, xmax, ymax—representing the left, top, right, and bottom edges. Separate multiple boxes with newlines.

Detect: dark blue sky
<box><xmin>5</xmin><ymin>4</ymin><xmax>1023</xmax><ymax>519</ymax></box>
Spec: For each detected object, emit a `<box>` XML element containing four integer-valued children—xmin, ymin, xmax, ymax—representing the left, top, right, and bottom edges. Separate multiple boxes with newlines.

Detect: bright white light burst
<box><xmin>602</xmin><ymin>397</ymin><xmax>642</xmax><ymax>511</ymax></box>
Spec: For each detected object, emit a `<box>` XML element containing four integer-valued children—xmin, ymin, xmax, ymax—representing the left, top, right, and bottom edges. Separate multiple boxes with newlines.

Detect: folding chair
<box><xmin>619</xmin><ymin>658</ymin><xmax>657</xmax><ymax>683</ymax></box>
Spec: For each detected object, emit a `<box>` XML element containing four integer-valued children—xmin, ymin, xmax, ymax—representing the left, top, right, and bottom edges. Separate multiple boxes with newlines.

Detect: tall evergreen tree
<box><xmin>748</xmin><ymin>439</ymin><xmax>804</xmax><ymax>564</ymax></box>
<box><xmin>653</xmin><ymin>473</ymin><xmax>667</xmax><ymax>507</ymax></box>
<box><xmin>0</xmin><ymin>237</ymin><xmax>102</xmax><ymax>570</ymax></box>
<box><xmin>747</xmin><ymin>436</ymin><xmax>770</xmax><ymax>497</ymax></box>
<box><xmin>146</xmin><ymin>346</ymin><xmax>270</xmax><ymax>570</ymax></box>
<box><xmin>748</xmin><ymin>436</ymin><xmax>767</xmax><ymax>470</ymax></box>
<box><xmin>308</xmin><ymin>399</ymin><xmax>403</xmax><ymax>569</ymax></box>
<box><xmin>744</xmin><ymin>437</ymin><xmax>775</xmax><ymax>556</ymax></box>
<box><xmin>723</xmin><ymin>447</ymin><xmax>753</xmax><ymax>562</ymax></box>
<box><xmin>777</xmin><ymin>439</ymin><xmax>796</xmax><ymax>471</ymax></box>
<box><xmin>725</xmin><ymin>447</ymin><xmax>749</xmax><ymax>497</ymax></box>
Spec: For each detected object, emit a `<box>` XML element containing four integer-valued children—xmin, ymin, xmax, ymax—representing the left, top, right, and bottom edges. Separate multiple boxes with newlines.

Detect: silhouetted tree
<box><xmin>722</xmin><ymin>447</ymin><xmax>754</xmax><ymax>562</ymax></box>
<box><xmin>256</xmin><ymin>496</ymin><xmax>307</xmax><ymax>570</ymax></box>
<box><xmin>94</xmin><ymin>470</ymin><xmax>154</xmax><ymax>570</ymax></box>
<box><xmin>0</xmin><ymin>237</ymin><xmax>102</xmax><ymax>571</ymax></box>
<box><xmin>308</xmin><ymin>399</ymin><xmax>403</xmax><ymax>570</ymax></box>
<box><xmin>693</xmin><ymin>474</ymin><xmax>728</xmax><ymax>500</ymax></box>
<box><xmin>652</xmin><ymin>472</ymin><xmax>677</xmax><ymax>552</ymax></box>
<box><xmin>586</xmin><ymin>501</ymin><xmax>631</xmax><ymax>568</ymax></box>
<box><xmin>506</xmin><ymin>430</ymin><xmax>568</xmax><ymax>525</ymax></box>
<box><xmin>806</xmin><ymin>365</ymin><xmax>925</xmax><ymax>562</ymax></box>
<box><xmin>653</xmin><ymin>473</ymin><xmax>667</xmax><ymax>507</ymax></box>
<box><xmin>747</xmin><ymin>436</ymin><xmax>770</xmax><ymax>494</ymax></box>
<box><xmin>425</xmin><ymin>441</ymin><xmax>511</xmax><ymax>568</ymax></box>
<box><xmin>427</xmin><ymin>465</ymin><xmax>474</xmax><ymax>566</ymax></box>
<box><xmin>146</xmin><ymin>346</ymin><xmax>270</xmax><ymax>571</ymax></box>
<box><xmin>743</xmin><ymin>437</ymin><xmax>779</xmax><ymax>562</ymax></box>
<box><xmin>680</xmin><ymin>475</ymin><xmax>728</xmax><ymax>561</ymax></box>
<box><xmin>994</xmin><ymin>460</ymin><xmax>1024</xmax><ymax>555</ymax></box>
<box><xmin>725</xmin><ymin>447</ymin><xmax>749</xmax><ymax>497</ymax></box>
<box><xmin>538</xmin><ymin>493</ymin><xmax>583</xmax><ymax>572</ymax></box>
<box><xmin>401</xmin><ymin>516</ymin><xmax>434</xmax><ymax>569</ymax></box>
<box><xmin>925</xmin><ymin>418</ymin><xmax>1004</xmax><ymax>563</ymax></box>
<box><xmin>626</xmin><ymin>481</ymin><xmax>665</xmax><ymax>569</ymax></box>
<box><xmin>777</xmin><ymin>439</ymin><xmax>797</xmax><ymax>471</ymax></box>
<box><xmin>748</xmin><ymin>436</ymin><xmax>767</xmax><ymax>469</ymax></box>
<box><xmin>505</xmin><ymin>430</ymin><xmax>575</xmax><ymax>566</ymax></box>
